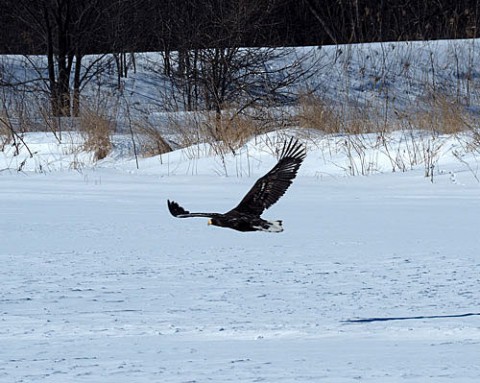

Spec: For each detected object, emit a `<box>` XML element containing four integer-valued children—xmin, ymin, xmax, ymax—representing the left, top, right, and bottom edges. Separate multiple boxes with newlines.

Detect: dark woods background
<box><xmin>1</xmin><ymin>0</ymin><xmax>479</xmax><ymax>55</ymax></box>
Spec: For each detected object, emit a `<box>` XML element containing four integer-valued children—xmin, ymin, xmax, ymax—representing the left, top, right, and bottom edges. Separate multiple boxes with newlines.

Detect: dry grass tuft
<box><xmin>79</xmin><ymin>106</ymin><xmax>113</xmax><ymax>161</ymax></box>
<box><xmin>297</xmin><ymin>92</ymin><xmax>342</xmax><ymax>134</ymax></box>
<box><xmin>0</xmin><ymin>112</ymin><xmax>13</xmax><ymax>150</ymax></box>
<box><xmin>413</xmin><ymin>95</ymin><xmax>470</xmax><ymax>134</ymax></box>
<box><xmin>203</xmin><ymin>110</ymin><xmax>270</xmax><ymax>154</ymax></box>
<box><xmin>343</xmin><ymin>108</ymin><xmax>382</xmax><ymax>134</ymax></box>
<box><xmin>135</xmin><ymin>121</ymin><xmax>172</xmax><ymax>157</ymax></box>
<box><xmin>163</xmin><ymin>112</ymin><xmax>203</xmax><ymax>149</ymax></box>
<box><xmin>162</xmin><ymin>108</ymin><xmax>274</xmax><ymax>155</ymax></box>
<box><xmin>297</xmin><ymin>92</ymin><xmax>382</xmax><ymax>135</ymax></box>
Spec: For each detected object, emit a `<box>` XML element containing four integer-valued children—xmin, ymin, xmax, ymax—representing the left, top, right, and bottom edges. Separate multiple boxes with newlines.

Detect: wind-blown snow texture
<box><xmin>2</xmin><ymin>137</ymin><xmax>480</xmax><ymax>382</ymax></box>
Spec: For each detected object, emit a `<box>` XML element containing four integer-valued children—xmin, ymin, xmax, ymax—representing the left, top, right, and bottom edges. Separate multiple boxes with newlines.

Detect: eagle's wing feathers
<box><xmin>230</xmin><ymin>138</ymin><xmax>306</xmax><ymax>217</ymax></box>
<box><xmin>167</xmin><ymin>200</ymin><xmax>220</xmax><ymax>219</ymax></box>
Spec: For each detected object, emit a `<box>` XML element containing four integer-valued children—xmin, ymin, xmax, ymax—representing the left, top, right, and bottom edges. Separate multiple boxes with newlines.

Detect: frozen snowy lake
<box><xmin>1</xmin><ymin>167</ymin><xmax>480</xmax><ymax>382</ymax></box>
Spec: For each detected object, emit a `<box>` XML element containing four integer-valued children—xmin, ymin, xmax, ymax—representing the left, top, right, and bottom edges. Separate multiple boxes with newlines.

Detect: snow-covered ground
<box><xmin>1</xmin><ymin>133</ymin><xmax>480</xmax><ymax>382</ymax></box>
<box><xmin>2</xmin><ymin>37</ymin><xmax>480</xmax><ymax>382</ymax></box>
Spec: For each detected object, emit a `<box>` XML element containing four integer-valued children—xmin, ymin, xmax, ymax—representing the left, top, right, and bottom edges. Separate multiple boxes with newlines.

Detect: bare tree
<box><xmin>5</xmin><ymin>0</ymin><xmax>110</xmax><ymax>117</ymax></box>
<box><xmin>157</xmin><ymin>0</ymin><xmax>308</xmax><ymax>113</ymax></box>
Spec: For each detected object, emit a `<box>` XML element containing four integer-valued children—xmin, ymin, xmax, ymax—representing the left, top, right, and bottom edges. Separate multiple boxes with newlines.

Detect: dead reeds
<box><xmin>79</xmin><ymin>105</ymin><xmax>113</xmax><ymax>161</ymax></box>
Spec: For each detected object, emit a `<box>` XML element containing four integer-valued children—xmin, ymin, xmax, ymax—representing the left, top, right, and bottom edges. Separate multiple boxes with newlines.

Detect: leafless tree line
<box><xmin>0</xmin><ymin>0</ymin><xmax>312</xmax><ymax>121</ymax></box>
<box><xmin>2</xmin><ymin>1</ymin><xmax>479</xmax><ymax>54</ymax></box>
<box><xmin>0</xmin><ymin>0</ymin><xmax>479</xmax><ymax>120</ymax></box>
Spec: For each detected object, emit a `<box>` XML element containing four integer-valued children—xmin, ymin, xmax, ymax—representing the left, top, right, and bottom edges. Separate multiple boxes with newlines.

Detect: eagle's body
<box><xmin>209</xmin><ymin>215</ymin><xmax>283</xmax><ymax>232</ymax></box>
<box><xmin>167</xmin><ymin>137</ymin><xmax>306</xmax><ymax>232</ymax></box>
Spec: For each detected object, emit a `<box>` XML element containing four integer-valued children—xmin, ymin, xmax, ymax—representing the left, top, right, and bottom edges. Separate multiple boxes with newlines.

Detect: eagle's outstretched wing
<box><xmin>167</xmin><ymin>200</ymin><xmax>221</xmax><ymax>219</ymax></box>
<box><xmin>229</xmin><ymin>137</ymin><xmax>306</xmax><ymax>217</ymax></box>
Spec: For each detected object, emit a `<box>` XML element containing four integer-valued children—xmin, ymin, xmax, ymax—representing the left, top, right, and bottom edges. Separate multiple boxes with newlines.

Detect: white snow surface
<box><xmin>2</xmin><ymin>37</ymin><xmax>480</xmax><ymax>382</ymax></box>
<box><xmin>1</xmin><ymin>132</ymin><xmax>480</xmax><ymax>382</ymax></box>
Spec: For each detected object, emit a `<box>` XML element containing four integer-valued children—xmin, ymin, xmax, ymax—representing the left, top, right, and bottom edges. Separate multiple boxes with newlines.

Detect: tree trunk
<box><xmin>44</xmin><ymin>3</ymin><xmax>59</xmax><ymax>116</ymax></box>
<box><xmin>56</xmin><ymin>0</ymin><xmax>72</xmax><ymax>117</ymax></box>
<box><xmin>72</xmin><ymin>52</ymin><xmax>82</xmax><ymax>117</ymax></box>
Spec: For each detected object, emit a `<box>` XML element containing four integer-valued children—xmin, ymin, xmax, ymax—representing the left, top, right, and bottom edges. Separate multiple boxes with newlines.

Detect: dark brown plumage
<box><xmin>167</xmin><ymin>137</ymin><xmax>306</xmax><ymax>232</ymax></box>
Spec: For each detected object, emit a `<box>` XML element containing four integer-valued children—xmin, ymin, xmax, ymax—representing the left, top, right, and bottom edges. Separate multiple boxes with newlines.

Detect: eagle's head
<box><xmin>208</xmin><ymin>218</ymin><xmax>222</xmax><ymax>227</ymax></box>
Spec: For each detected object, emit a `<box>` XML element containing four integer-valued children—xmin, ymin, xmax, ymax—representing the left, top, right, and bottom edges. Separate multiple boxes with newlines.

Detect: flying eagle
<box><xmin>167</xmin><ymin>137</ymin><xmax>306</xmax><ymax>232</ymax></box>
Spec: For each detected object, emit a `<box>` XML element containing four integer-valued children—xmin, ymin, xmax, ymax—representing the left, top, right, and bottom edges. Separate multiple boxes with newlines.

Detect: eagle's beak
<box><xmin>208</xmin><ymin>219</ymin><xmax>212</xmax><ymax>225</ymax></box>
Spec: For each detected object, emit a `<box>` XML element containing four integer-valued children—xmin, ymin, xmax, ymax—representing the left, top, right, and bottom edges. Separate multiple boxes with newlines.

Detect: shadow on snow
<box><xmin>343</xmin><ymin>312</ymin><xmax>480</xmax><ymax>324</ymax></box>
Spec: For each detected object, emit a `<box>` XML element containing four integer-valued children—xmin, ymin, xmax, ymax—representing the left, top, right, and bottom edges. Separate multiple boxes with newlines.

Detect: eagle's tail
<box><xmin>269</xmin><ymin>220</ymin><xmax>283</xmax><ymax>232</ymax></box>
<box><xmin>258</xmin><ymin>220</ymin><xmax>283</xmax><ymax>233</ymax></box>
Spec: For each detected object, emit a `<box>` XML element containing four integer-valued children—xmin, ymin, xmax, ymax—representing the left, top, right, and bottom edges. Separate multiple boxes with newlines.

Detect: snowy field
<box><xmin>2</xmin><ymin>37</ymin><xmax>480</xmax><ymax>382</ymax></box>
<box><xmin>1</xmin><ymin>134</ymin><xmax>480</xmax><ymax>382</ymax></box>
